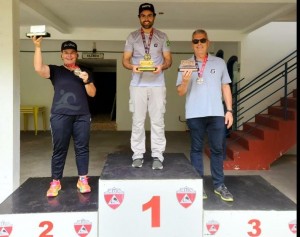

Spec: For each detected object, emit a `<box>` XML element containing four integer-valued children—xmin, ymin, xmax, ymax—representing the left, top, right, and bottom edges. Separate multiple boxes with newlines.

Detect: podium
<box><xmin>0</xmin><ymin>177</ymin><xmax>99</xmax><ymax>236</ymax></box>
<box><xmin>98</xmin><ymin>153</ymin><xmax>203</xmax><ymax>237</ymax></box>
<box><xmin>202</xmin><ymin>175</ymin><xmax>296</xmax><ymax>236</ymax></box>
<box><xmin>0</xmin><ymin>153</ymin><xmax>296</xmax><ymax>236</ymax></box>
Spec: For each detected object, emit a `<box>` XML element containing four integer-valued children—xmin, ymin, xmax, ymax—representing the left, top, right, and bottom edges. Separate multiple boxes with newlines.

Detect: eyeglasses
<box><xmin>192</xmin><ymin>38</ymin><xmax>207</xmax><ymax>44</ymax></box>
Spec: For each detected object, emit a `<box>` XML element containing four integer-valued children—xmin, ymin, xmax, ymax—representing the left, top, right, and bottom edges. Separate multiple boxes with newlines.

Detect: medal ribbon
<box><xmin>141</xmin><ymin>28</ymin><xmax>154</xmax><ymax>55</ymax></box>
<box><xmin>194</xmin><ymin>55</ymin><xmax>208</xmax><ymax>78</ymax></box>
<box><xmin>64</xmin><ymin>63</ymin><xmax>79</xmax><ymax>70</ymax></box>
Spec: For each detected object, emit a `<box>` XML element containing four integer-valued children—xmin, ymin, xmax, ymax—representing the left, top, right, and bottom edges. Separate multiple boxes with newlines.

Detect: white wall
<box><xmin>238</xmin><ymin>22</ymin><xmax>297</xmax><ymax>127</ymax></box>
<box><xmin>0</xmin><ymin>0</ymin><xmax>20</xmax><ymax>204</ymax></box>
<box><xmin>240</xmin><ymin>22</ymin><xmax>296</xmax><ymax>80</ymax></box>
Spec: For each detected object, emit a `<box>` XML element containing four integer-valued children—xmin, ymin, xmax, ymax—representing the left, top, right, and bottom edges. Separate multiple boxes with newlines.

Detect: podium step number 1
<box><xmin>98</xmin><ymin>179</ymin><xmax>203</xmax><ymax>237</ymax></box>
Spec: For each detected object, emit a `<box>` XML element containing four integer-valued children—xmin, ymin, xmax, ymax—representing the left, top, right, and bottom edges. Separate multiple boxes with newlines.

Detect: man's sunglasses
<box><xmin>192</xmin><ymin>38</ymin><xmax>207</xmax><ymax>44</ymax></box>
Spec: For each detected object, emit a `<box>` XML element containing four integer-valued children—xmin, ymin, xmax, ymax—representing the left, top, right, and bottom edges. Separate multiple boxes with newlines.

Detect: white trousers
<box><xmin>129</xmin><ymin>86</ymin><xmax>166</xmax><ymax>162</ymax></box>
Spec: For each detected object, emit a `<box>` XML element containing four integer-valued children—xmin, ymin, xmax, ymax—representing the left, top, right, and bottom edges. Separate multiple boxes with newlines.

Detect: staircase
<box><xmin>222</xmin><ymin>89</ymin><xmax>296</xmax><ymax>170</ymax></box>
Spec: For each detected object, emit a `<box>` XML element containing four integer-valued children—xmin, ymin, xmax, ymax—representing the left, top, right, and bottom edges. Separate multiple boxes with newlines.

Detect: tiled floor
<box><xmin>20</xmin><ymin>130</ymin><xmax>297</xmax><ymax>203</ymax></box>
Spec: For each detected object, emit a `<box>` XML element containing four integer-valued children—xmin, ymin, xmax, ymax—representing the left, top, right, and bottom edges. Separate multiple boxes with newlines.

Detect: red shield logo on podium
<box><xmin>206</xmin><ymin>220</ymin><xmax>220</xmax><ymax>235</ymax></box>
<box><xmin>176</xmin><ymin>186</ymin><xmax>196</xmax><ymax>208</ymax></box>
<box><xmin>288</xmin><ymin>220</ymin><xmax>297</xmax><ymax>234</ymax></box>
<box><xmin>104</xmin><ymin>187</ymin><xmax>124</xmax><ymax>209</ymax></box>
<box><xmin>0</xmin><ymin>221</ymin><xmax>13</xmax><ymax>237</ymax></box>
<box><xmin>74</xmin><ymin>219</ymin><xmax>92</xmax><ymax>237</ymax></box>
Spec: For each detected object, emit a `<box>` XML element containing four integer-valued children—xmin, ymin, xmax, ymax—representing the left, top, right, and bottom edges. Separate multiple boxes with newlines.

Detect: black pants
<box><xmin>50</xmin><ymin>113</ymin><xmax>91</xmax><ymax>180</ymax></box>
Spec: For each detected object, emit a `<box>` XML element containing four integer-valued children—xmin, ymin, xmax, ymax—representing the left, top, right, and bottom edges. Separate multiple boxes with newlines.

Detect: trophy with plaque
<box><xmin>137</xmin><ymin>53</ymin><xmax>157</xmax><ymax>72</ymax></box>
<box><xmin>26</xmin><ymin>25</ymin><xmax>51</xmax><ymax>38</ymax></box>
<box><xmin>179</xmin><ymin>59</ymin><xmax>204</xmax><ymax>84</ymax></box>
<box><xmin>178</xmin><ymin>60</ymin><xmax>197</xmax><ymax>72</ymax></box>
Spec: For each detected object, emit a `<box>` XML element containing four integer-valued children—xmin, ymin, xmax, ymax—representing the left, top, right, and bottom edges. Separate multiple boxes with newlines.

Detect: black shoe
<box><xmin>214</xmin><ymin>184</ymin><xmax>234</xmax><ymax>202</ymax></box>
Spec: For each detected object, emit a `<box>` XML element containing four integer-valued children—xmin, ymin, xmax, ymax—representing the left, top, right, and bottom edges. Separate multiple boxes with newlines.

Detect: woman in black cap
<box><xmin>32</xmin><ymin>36</ymin><xmax>96</xmax><ymax>197</ymax></box>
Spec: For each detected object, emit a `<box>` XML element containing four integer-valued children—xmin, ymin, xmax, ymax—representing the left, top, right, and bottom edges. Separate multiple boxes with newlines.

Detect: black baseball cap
<box><xmin>61</xmin><ymin>40</ymin><xmax>77</xmax><ymax>51</ymax></box>
<box><xmin>139</xmin><ymin>3</ymin><xmax>156</xmax><ymax>16</ymax></box>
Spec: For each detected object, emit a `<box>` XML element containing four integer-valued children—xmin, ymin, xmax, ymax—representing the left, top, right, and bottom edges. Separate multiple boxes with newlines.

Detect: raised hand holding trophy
<box><xmin>26</xmin><ymin>25</ymin><xmax>51</xmax><ymax>38</ymax></box>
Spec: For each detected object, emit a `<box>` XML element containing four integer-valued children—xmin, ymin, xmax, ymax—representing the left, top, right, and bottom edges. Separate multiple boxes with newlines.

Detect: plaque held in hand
<box><xmin>178</xmin><ymin>60</ymin><xmax>197</xmax><ymax>72</ymax></box>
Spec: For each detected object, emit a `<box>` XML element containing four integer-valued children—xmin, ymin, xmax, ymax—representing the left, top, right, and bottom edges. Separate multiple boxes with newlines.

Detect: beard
<box><xmin>141</xmin><ymin>21</ymin><xmax>154</xmax><ymax>29</ymax></box>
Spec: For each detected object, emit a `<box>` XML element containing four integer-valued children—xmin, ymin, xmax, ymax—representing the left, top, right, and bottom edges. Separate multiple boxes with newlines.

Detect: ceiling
<box><xmin>20</xmin><ymin>0</ymin><xmax>296</xmax><ymax>35</ymax></box>
<box><xmin>19</xmin><ymin>0</ymin><xmax>296</xmax><ymax>69</ymax></box>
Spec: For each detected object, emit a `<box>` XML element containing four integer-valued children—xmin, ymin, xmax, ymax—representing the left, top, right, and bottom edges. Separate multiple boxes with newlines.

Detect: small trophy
<box><xmin>137</xmin><ymin>54</ymin><xmax>157</xmax><ymax>72</ymax></box>
<box><xmin>26</xmin><ymin>25</ymin><xmax>51</xmax><ymax>38</ymax></box>
<box><xmin>178</xmin><ymin>60</ymin><xmax>198</xmax><ymax>72</ymax></box>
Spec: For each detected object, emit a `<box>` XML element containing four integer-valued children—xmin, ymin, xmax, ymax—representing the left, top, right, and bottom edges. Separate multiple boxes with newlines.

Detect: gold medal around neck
<box><xmin>144</xmin><ymin>53</ymin><xmax>151</xmax><ymax>60</ymax></box>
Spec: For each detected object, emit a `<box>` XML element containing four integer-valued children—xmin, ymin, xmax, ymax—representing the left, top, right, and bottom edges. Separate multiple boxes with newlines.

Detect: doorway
<box><xmin>89</xmin><ymin>71</ymin><xmax>116</xmax><ymax>120</ymax></box>
<box><xmin>78</xmin><ymin>59</ymin><xmax>117</xmax><ymax>130</ymax></box>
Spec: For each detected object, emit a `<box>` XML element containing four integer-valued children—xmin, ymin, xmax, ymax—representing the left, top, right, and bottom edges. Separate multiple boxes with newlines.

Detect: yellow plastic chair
<box><xmin>20</xmin><ymin>106</ymin><xmax>47</xmax><ymax>135</ymax></box>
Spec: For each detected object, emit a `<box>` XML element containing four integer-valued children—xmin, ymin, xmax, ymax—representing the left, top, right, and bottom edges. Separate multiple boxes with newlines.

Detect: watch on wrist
<box><xmin>226</xmin><ymin>110</ymin><xmax>233</xmax><ymax>113</ymax></box>
<box><xmin>84</xmin><ymin>80</ymin><xmax>91</xmax><ymax>85</ymax></box>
